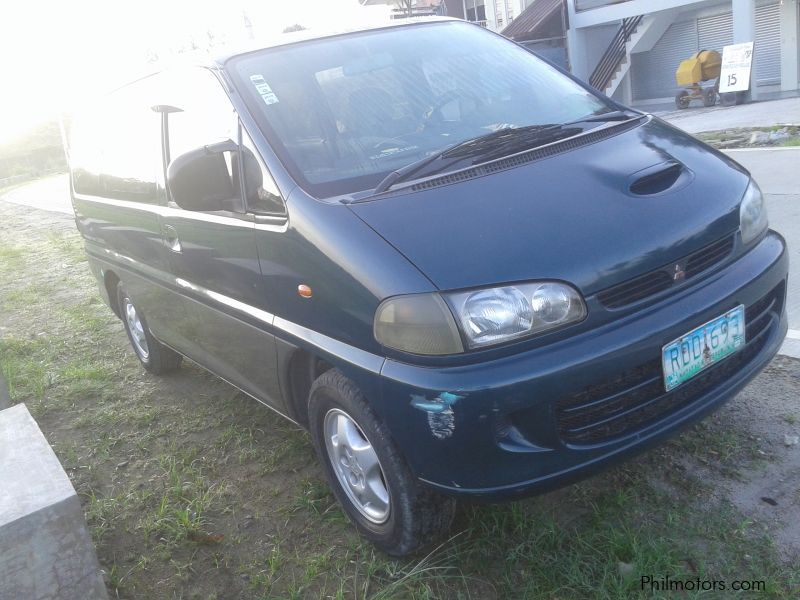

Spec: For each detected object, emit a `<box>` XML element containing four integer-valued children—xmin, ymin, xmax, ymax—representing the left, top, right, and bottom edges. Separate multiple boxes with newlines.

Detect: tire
<box><xmin>703</xmin><ymin>88</ymin><xmax>717</xmax><ymax>107</ymax></box>
<box><xmin>116</xmin><ymin>282</ymin><xmax>182</xmax><ymax>375</ymax></box>
<box><xmin>308</xmin><ymin>369</ymin><xmax>456</xmax><ymax>556</ymax></box>
<box><xmin>675</xmin><ymin>91</ymin><xmax>690</xmax><ymax>110</ymax></box>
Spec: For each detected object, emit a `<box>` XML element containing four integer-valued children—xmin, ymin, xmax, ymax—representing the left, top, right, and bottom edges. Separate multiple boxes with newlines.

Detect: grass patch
<box><xmin>667</xmin><ymin>416</ymin><xmax>766</xmax><ymax>479</ymax></box>
<box><xmin>60</xmin><ymin>362</ymin><xmax>117</xmax><ymax>382</ymax></box>
<box><xmin>139</xmin><ymin>453</ymin><xmax>228</xmax><ymax>545</ymax></box>
<box><xmin>0</xmin><ymin>336</ymin><xmax>52</xmax><ymax>400</ymax></box>
<box><xmin>1</xmin><ymin>281</ymin><xmax>57</xmax><ymax>311</ymax></box>
<box><xmin>695</xmin><ymin>126</ymin><xmax>800</xmax><ymax>150</ymax></box>
<box><xmin>46</xmin><ymin>231</ymin><xmax>87</xmax><ymax>264</ymax></box>
<box><xmin>64</xmin><ymin>301</ymin><xmax>115</xmax><ymax>334</ymax></box>
<box><xmin>0</xmin><ymin>244</ymin><xmax>25</xmax><ymax>270</ymax></box>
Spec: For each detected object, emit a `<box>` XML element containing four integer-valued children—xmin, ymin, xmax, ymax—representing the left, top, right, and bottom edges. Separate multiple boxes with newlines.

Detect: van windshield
<box><xmin>229</xmin><ymin>21</ymin><xmax>614</xmax><ymax>198</ymax></box>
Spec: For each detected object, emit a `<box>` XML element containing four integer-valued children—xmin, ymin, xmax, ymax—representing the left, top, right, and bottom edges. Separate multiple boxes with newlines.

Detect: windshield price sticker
<box><xmin>719</xmin><ymin>42</ymin><xmax>754</xmax><ymax>93</ymax></box>
<box><xmin>249</xmin><ymin>74</ymin><xmax>279</xmax><ymax>105</ymax></box>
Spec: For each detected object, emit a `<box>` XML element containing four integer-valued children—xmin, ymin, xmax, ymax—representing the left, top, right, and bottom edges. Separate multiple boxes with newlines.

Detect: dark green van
<box><xmin>69</xmin><ymin>19</ymin><xmax>787</xmax><ymax>555</ymax></box>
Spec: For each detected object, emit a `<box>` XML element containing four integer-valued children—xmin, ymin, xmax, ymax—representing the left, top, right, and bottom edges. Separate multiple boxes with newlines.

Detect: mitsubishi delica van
<box><xmin>68</xmin><ymin>18</ymin><xmax>788</xmax><ymax>555</ymax></box>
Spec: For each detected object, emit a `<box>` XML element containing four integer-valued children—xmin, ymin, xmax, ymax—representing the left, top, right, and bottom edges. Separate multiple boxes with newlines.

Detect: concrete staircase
<box><xmin>595</xmin><ymin>11</ymin><xmax>675</xmax><ymax>99</ymax></box>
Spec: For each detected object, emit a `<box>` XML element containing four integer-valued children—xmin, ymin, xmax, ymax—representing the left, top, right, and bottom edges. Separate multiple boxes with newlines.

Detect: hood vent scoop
<box><xmin>628</xmin><ymin>161</ymin><xmax>689</xmax><ymax>196</ymax></box>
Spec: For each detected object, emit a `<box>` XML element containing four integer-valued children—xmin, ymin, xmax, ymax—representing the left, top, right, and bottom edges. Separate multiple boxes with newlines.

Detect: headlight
<box><xmin>374</xmin><ymin>282</ymin><xmax>587</xmax><ymax>355</ymax></box>
<box><xmin>740</xmin><ymin>180</ymin><xmax>768</xmax><ymax>244</ymax></box>
<box><xmin>447</xmin><ymin>282</ymin><xmax>586</xmax><ymax>349</ymax></box>
<box><xmin>374</xmin><ymin>293</ymin><xmax>463</xmax><ymax>355</ymax></box>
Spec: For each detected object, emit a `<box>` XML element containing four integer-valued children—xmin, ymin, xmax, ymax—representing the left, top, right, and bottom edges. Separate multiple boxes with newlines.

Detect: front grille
<box><xmin>555</xmin><ymin>282</ymin><xmax>784</xmax><ymax>445</ymax></box>
<box><xmin>597</xmin><ymin>235</ymin><xmax>735</xmax><ymax>309</ymax></box>
<box><xmin>685</xmin><ymin>236</ymin><xmax>736</xmax><ymax>278</ymax></box>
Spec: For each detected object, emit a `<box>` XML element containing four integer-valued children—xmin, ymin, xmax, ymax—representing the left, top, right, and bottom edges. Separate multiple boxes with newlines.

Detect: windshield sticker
<box><xmin>249</xmin><ymin>74</ymin><xmax>279</xmax><ymax>105</ymax></box>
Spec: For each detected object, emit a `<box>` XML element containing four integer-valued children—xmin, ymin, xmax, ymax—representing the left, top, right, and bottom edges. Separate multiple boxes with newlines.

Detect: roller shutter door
<box><xmin>698</xmin><ymin>3</ymin><xmax>781</xmax><ymax>86</ymax></box>
<box><xmin>697</xmin><ymin>12</ymin><xmax>732</xmax><ymax>52</ymax></box>
<box><xmin>754</xmin><ymin>2</ymin><xmax>781</xmax><ymax>85</ymax></box>
<box><xmin>631</xmin><ymin>20</ymin><xmax>697</xmax><ymax>100</ymax></box>
<box><xmin>631</xmin><ymin>1</ymin><xmax>781</xmax><ymax>100</ymax></box>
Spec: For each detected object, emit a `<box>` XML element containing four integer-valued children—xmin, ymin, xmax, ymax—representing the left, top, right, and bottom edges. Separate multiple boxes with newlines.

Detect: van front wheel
<box><xmin>308</xmin><ymin>369</ymin><xmax>456</xmax><ymax>556</ymax></box>
<box><xmin>116</xmin><ymin>282</ymin><xmax>182</xmax><ymax>375</ymax></box>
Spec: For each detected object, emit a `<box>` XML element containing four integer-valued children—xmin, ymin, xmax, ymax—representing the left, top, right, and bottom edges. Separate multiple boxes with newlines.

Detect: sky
<box><xmin>0</xmin><ymin>0</ymin><xmax>391</xmax><ymax>143</ymax></box>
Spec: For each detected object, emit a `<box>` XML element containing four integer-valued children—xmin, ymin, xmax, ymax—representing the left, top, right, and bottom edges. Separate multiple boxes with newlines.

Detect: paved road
<box><xmin>725</xmin><ymin>148</ymin><xmax>800</xmax><ymax>357</ymax></box>
<box><xmin>725</xmin><ymin>148</ymin><xmax>800</xmax><ymax>195</ymax></box>
<box><xmin>1</xmin><ymin>175</ymin><xmax>71</xmax><ymax>215</ymax></box>
<box><xmin>656</xmin><ymin>97</ymin><xmax>800</xmax><ymax>134</ymax></box>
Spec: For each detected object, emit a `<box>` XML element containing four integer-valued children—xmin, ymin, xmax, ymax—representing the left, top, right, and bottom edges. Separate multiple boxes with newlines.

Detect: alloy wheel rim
<box><xmin>323</xmin><ymin>408</ymin><xmax>390</xmax><ymax>524</ymax></box>
<box><xmin>124</xmin><ymin>299</ymin><xmax>149</xmax><ymax>360</ymax></box>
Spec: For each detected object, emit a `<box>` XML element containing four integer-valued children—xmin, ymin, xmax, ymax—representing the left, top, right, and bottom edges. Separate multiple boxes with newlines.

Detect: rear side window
<box><xmin>70</xmin><ymin>77</ymin><xmax>160</xmax><ymax>203</ymax></box>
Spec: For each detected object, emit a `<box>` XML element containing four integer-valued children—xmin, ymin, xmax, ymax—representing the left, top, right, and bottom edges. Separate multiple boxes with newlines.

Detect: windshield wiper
<box><xmin>454</xmin><ymin>110</ymin><xmax>641</xmax><ymax>164</ymax></box>
<box><xmin>372</xmin><ymin>125</ymin><xmax>557</xmax><ymax>195</ymax></box>
<box><xmin>372</xmin><ymin>139</ymin><xmax>464</xmax><ymax>195</ymax></box>
<box><xmin>371</xmin><ymin>110</ymin><xmax>640</xmax><ymax>195</ymax></box>
<box><xmin>558</xmin><ymin>109</ymin><xmax>639</xmax><ymax>128</ymax></box>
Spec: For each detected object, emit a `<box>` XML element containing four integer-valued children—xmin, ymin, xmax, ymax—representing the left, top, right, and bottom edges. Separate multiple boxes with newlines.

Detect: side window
<box><xmin>71</xmin><ymin>77</ymin><xmax>160</xmax><ymax>203</ymax></box>
<box><xmin>240</xmin><ymin>127</ymin><xmax>285</xmax><ymax>215</ymax></box>
<box><xmin>159</xmin><ymin>69</ymin><xmax>285</xmax><ymax>215</ymax></box>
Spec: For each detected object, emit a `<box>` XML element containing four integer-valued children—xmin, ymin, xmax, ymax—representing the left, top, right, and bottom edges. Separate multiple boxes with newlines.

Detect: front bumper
<box><xmin>377</xmin><ymin>231</ymin><xmax>788</xmax><ymax>500</ymax></box>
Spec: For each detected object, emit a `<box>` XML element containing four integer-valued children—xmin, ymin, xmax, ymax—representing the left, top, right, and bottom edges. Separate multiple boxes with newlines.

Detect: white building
<box><xmin>494</xmin><ymin>0</ymin><xmax>799</xmax><ymax>105</ymax></box>
<box><xmin>444</xmin><ymin>0</ymin><xmax>535</xmax><ymax>30</ymax></box>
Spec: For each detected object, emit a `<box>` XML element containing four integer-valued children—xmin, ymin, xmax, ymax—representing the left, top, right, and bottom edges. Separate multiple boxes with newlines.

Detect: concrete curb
<box><xmin>724</xmin><ymin>147</ymin><xmax>800</xmax><ymax>152</ymax></box>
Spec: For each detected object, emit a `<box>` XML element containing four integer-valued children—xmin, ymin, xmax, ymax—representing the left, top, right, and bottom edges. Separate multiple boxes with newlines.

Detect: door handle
<box><xmin>161</xmin><ymin>224</ymin><xmax>181</xmax><ymax>253</ymax></box>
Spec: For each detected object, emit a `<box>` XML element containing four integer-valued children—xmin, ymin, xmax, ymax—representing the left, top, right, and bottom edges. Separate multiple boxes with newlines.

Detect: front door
<box><xmin>156</xmin><ymin>68</ymin><xmax>283</xmax><ymax>408</ymax></box>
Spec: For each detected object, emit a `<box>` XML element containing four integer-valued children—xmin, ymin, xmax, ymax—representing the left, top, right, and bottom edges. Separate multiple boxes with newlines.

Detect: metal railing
<box><xmin>589</xmin><ymin>15</ymin><xmax>643</xmax><ymax>91</ymax></box>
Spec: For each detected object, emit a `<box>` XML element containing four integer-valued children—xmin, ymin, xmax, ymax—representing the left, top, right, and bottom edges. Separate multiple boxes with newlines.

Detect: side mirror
<box><xmin>167</xmin><ymin>140</ymin><xmax>239</xmax><ymax>211</ymax></box>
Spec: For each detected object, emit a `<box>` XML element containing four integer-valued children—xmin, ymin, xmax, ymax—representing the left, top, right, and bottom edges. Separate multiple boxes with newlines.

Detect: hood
<box><xmin>349</xmin><ymin>118</ymin><xmax>749</xmax><ymax>296</ymax></box>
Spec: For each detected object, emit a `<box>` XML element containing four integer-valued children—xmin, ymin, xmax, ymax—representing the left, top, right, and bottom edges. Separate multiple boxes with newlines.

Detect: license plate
<box><xmin>662</xmin><ymin>305</ymin><xmax>746</xmax><ymax>392</ymax></box>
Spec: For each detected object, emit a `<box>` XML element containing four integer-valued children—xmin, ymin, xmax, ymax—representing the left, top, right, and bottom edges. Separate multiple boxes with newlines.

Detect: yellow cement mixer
<box><xmin>674</xmin><ymin>50</ymin><xmax>722</xmax><ymax>109</ymax></box>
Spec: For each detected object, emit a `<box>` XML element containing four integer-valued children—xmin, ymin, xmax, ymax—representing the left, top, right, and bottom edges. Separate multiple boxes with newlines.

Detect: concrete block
<box><xmin>0</xmin><ymin>404</ymin><xmax>107</xmax><ymax>600</ymax></box>
<box><xmin>0</xmin><ymin>373</ymin><xmax>9</xmax><ymax>410</ymax></box>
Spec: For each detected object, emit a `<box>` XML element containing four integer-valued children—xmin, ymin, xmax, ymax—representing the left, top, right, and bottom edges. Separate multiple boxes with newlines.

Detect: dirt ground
<box><xmin>1</xmin><ymin>195</ymin><xmax>798</xmax><ymax>599</ymax></box>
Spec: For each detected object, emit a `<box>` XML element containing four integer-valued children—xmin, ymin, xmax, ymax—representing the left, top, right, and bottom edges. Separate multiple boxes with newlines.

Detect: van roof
<box><xmin>110</xmin><ymin>18</ymin><xmax>459</xmax><ymax>96</ymax></box>
<box><xmin>210</xmin><ymin>16</ymin><xmax>456</xmax><ymax>66</ymax></box>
